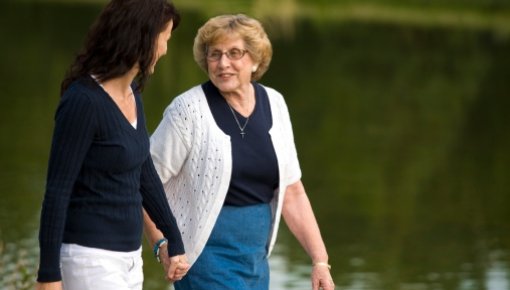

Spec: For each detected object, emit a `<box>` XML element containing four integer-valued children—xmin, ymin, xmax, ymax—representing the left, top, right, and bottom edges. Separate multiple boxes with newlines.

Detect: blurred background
<box><xmin>1</xmin><ymin>0</ymin><xmax>509</xmax><ymax>289</ymax></box>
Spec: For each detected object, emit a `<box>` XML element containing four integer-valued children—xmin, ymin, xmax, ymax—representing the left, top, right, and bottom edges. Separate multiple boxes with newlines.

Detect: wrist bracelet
<box><xmin>313</xmin><ymin>262</ymin><xmax>331</xmax><ymax>270</ymax></box>
<box><xmin>153</xmin><ymin>238</ymin><xmax>168</xmax><ymax>263</ymax></box>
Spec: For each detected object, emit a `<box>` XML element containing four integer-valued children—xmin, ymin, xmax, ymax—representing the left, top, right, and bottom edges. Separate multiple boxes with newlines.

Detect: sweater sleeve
<box><xmin>140</xmin><ymin>156</ymin><xmax>185</xmax><ymax>256</ymax></box>
<box><xmin>269</xmin><ymin>88</ymin><xmax>302</xmax><ymax>185</ymax></box>
<box><xmin>37</xmin><ymin>91</ymin><xmax>97</xmax><ymax>282</ymax></box>
<box><xmin>150</xmin><ymin>100</ymin><xmax>191</xmax><ymax>185</ymax></box>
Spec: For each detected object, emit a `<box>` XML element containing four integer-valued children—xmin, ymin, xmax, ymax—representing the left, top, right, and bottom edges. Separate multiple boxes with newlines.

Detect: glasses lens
<box><xmin>208</xmin><ymin>51</ymin><xmax>221</xmax><ymax>61</ymax></box>
<box><xmin>207</xmin><ymin>48</ymin><xmax>246</xmax><ymax>61</ymax></box>
<box><xmin>227</xmin><ymin>49</ymin><xmax>243</xmax><ymax>60</ymax></box>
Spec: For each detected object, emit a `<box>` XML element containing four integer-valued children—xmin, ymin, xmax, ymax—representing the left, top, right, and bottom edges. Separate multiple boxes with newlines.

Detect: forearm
<box><xmin>282</xmin><ymin>181</ymin><xmax>329</xmax><ymax>263</ymax></box>
<box><xmin>143</xmin><ymin>208</ymin><xmax>165</xmax><ymax>247</ymax></box>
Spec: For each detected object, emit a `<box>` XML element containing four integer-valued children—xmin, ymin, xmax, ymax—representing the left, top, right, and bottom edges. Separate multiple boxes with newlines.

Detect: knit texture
<box><xmin>150</xmin><ymin>83</ymin><xmax>301</xmax><ymax>265</ymax></box>
<box><xmin>37</xmin><ymin>76</ymin><xmax>183</xmax><ymax>282</ymax></box>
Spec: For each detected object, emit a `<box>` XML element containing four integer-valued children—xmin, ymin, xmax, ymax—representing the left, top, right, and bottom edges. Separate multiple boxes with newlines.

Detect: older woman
<box><xmin>144</xmin><ymin>14</ymin><xmax>335</xmax><ymax>290</ymax></box>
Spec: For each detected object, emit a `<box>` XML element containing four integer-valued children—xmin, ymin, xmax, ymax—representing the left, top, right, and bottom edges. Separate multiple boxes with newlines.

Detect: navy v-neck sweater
<box><xmin>37</xmin><ymin>76</ymin><xmax>184</xmax><ymax>282</ymax></box>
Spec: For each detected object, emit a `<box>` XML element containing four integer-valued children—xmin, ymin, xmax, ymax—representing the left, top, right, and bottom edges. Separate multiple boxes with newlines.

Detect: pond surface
<box><xmin>1</xmin><ymin>2</ymin><xmax>509</xmax><ymax>289</ymax></box>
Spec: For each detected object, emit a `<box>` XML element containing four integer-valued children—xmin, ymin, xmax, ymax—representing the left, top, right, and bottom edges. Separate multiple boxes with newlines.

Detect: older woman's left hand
<box><xmin>311</xmin><ymin>264</ymin><xmax>335</xmax><ymax>290</ymax></box>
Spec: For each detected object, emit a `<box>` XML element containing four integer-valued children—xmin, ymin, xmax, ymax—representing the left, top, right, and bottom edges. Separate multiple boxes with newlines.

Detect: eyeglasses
<box><xmin>206</xmin><ymin>48</ymin><xmax>248</xmax><ymax>61</ymax></box>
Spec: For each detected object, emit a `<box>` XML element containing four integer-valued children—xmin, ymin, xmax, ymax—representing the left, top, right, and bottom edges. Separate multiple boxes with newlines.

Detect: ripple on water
<box><xmin>0</xmin><ymin>235</ymin><xmax>39</xmax><ymax>290</ymax></box>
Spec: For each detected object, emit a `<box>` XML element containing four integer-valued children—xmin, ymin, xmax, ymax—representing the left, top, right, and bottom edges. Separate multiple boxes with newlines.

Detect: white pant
<box><xmin>60</xmin><ymin>243</ymin><xmax>143</xmax><ymax>290</ymax></box>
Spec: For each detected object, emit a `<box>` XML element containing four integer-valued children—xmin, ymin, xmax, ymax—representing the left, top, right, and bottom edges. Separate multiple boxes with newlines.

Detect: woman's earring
<box><xmin>252</xmin><ymin>65</ymin><xmax>258</xmax><ymax>72</ymax></box>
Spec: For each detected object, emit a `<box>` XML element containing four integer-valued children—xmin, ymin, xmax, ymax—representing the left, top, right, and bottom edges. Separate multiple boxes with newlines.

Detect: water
<box><xmin>1</xmin><ymin>1</ymin><xmax>509</xmax><ymax>289</ymax></box>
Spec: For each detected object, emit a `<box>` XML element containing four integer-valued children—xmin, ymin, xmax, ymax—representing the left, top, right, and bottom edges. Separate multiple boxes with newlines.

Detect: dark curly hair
<box><xmin>61</xmin><ymin>0</ymin><xmax>180</xmax><ymax>95</ymax></box>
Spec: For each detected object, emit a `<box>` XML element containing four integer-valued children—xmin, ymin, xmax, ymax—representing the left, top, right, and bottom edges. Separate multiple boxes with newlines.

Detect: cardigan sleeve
<box><xmin>37</xmin><ymin>91</ymin><xmax>97</xmax><ymax>282</ymax></box>
<box><xmin>150</xmin><ymin>98</ymin><xmax>191</xmax><ymax>185</ymax></box>
<box><xmin>270</xmin><ymin>88</ymin><xmax>302</xmax><ymax>185</ymax></box>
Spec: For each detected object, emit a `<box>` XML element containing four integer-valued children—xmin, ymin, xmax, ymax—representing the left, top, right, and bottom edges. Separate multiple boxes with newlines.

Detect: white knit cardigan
<box><xmin>150</xmin><ymin>84</ymin><xmax>302</xmax><ymax>265</ymax></box>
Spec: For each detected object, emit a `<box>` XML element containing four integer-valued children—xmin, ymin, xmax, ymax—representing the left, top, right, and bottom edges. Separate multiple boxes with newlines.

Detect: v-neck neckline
<box><xmin>105</xmin><ymin>89</ymin><xmax>139</xmax><ymax>131</ymax></box>
<box><xmin>91</xmin><ymin>75</ymin><xmax>139</xmax><ymax>131</ymax></box>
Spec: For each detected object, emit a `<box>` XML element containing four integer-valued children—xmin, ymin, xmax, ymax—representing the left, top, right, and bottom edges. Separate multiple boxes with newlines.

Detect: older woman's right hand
<box><xmin>35</xmin><ymin>281</ymin><xmax>63</xmax><ymax>290</ymax></box>
<box><xmin>158</xmin><ymin>245</ymin><xmax>190</xmax><ymax>282</ymax></box>
<box><xmin>167</xmin><ymin>254</ymin><xmax>190</xmax><ymax>282</ymax></box>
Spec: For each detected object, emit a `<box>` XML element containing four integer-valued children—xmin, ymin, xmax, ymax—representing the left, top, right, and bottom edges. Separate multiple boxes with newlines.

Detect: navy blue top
<box><xmin>37</xmin><ymin>76</ymin><xmax>184</xmax><ymax>282</ymax></box>
<box><xmin>203</xmin><ymin>81</ymin><xmax>279</xmax><ymax>206</ymax></box>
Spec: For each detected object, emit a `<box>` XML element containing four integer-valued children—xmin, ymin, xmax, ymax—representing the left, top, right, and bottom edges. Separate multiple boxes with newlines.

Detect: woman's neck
<box><xmin>222</xmin><ymin>83</ymin><xmax>256</xmax><ymax>117</ymax></box>
<box><xmin>101</xmin><ymin>69</ymin><xmax>138</xmax><ymax>101</ymax></box>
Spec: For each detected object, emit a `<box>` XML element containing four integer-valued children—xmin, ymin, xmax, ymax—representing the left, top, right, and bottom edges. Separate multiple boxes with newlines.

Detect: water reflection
<box><xmin>486</xmin><ymin>252</ymin><xmax>509</xmax><ymax>290</ymax></box>
<box><xmin>1</xmin><ymin>1</ymin><xmax>510</xmax><ymax>290</ymax></box>
<box><xmin>269</xmin><ymin>246</ymin><xmax>312</xmax><ymax>289</ymax></box>
<box><xmin>0</xmin><ymin>231</ymin><xmax>38</xmax><ymax>290</ymax></box>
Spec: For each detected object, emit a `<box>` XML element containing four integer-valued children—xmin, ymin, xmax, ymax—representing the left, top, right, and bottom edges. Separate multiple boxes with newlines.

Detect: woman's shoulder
<box><xmin>55</xmin><ymin>77</ymin><xmax>103</xmax><ymax>124</ymax></box>
<box><xmin>256</xmin><ymin>83</ymin><xmax>286</xmax><ymax>108</ymax></box>
<box><xmin>254</xmin><ymin>82</ymin><xmax>280</xmax><ymax>97</ymax></box>
<box><xmin>165</xmin><ymin>84</ymin><xmax>207</xmax><ymax>113</ymax></box>
<box><xmin>158</xmin><ymin>84</ymin><xmax>210</xmax><ymax>133</ymax></box>
<box><xmin>62</xmin><ymin>76</ymin><xmax>103</xmax><ymax>104</ymax></box>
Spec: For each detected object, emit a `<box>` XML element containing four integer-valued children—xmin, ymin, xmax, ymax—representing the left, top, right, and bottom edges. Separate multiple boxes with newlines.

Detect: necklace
<box><xmin>227</xmin><ymin>103</ymin><xmax>250</xmax><ymax>139</ymax></box>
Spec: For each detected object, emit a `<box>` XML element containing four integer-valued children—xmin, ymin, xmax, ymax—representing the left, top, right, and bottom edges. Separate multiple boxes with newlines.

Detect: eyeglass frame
<box><xmin>206</xmin><ymin>47</ymin><xmax>249</xmax><ymax>62</ymax></box>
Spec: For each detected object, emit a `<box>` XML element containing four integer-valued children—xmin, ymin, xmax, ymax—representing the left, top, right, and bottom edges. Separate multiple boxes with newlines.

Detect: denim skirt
<box><xmin>175</xmin><ymin>203</ymin><xmax>272</xmax><ymax>290</ymax></box>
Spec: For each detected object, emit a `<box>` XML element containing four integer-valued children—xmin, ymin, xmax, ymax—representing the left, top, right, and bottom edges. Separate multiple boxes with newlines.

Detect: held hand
<box><xmin>35</xmin><ymin>281</ymin><xmax>63</xmax><ymax>290</ymax></box>
<box><xmin>157</xmin><ymin>245</ymin><xmax>189</xmax><ymax>281</ymax></box>
<box><xmin>165</xmin><ymin>254</ymin><xmax>190</xmax><ymax>282</ymax></box>
<box><xmin>311</xmin><ymin>263</ymin><xmax>335</xmax><ymax>290</ymax></box>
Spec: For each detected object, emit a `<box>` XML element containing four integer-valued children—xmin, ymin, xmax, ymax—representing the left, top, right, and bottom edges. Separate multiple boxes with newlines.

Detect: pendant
<box><xmin>240</xmin><ymin>131</ymin><xmax>246</xmax><ymax>139</ymax></box>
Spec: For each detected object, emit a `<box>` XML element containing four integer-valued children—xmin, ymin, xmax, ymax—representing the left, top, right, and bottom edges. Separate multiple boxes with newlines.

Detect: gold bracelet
<box><xmin>313</xmin><ymin>262</ymin><xmax>331</xmax><ymax>270</ymax></box>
